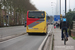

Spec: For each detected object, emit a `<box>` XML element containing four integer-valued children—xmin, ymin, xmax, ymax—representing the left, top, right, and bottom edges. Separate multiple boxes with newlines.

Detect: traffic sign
<box><xmin>60</xmin><ymin>14</ymin><xmax>62</xmax><ymax>18</ymax></box>
<box><xmin>54</xmin><ymin>15</ymin><xmax>60</xmax><ymax>21</ymax></box>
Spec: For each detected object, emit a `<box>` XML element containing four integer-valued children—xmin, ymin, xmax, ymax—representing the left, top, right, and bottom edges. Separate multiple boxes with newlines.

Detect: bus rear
<box><xmin>26</xmin><ymin>10</ymin><xmax>47</xmax><ymax>35</ymax></box>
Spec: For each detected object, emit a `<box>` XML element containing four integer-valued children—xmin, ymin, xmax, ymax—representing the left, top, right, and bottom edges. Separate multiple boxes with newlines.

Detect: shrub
<box><xmin>65</xmin><ymin>11</ymin><xmax>75</xmax><ymax>29</ymax></box>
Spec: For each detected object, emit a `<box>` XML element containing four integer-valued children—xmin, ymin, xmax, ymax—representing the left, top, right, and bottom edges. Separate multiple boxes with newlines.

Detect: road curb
<box><xmin>49</xmin><ymin>25</ymin><xmax>54</xmax><ymax>50</ymax></box>
<box><xmin>0</xmin><ymin>32</ymin><xmax>27</xmax><ymax>42</ymax></box>
<box><xmin>49</xmin><ymin>33</ymin><xmax>53</xmax><ymax>50</ymax></box>
<box><xmin>38</xmin><ymin>25</ymin><xmax>53</xmax><ymax>50</ymax></box>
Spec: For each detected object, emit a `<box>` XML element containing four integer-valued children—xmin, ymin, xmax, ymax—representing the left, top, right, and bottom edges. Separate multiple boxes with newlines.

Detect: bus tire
<box><xmin>44</xmin><ymin>33</ymin><xmax>47</xmax><ymax>35</ymax></box>
<box><xmin>28</xmin><ymin>33</ymin><xmax>31</xmax><ymax>35</ymax></box>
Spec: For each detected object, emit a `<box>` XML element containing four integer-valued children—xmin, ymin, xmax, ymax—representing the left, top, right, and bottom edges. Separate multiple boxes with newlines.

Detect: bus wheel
<box><xmin>28</xmin><ymin>33</ymin><xmax>31</xmax><ymax>35</ymax></box>
<box><xmin>44</xmin><ymin>33</ymin><xmax>47</xmax><ymax>35</ymax></box>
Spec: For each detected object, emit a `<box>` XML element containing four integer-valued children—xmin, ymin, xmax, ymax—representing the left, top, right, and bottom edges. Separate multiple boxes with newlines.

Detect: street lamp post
<box><xmin>65</xmin><ymin>0</ymin><xmax>67</xmax><ymax>15</ymax></box>
<box><xmin>69</xmin><ymin>0</ymin><xmax>70</xmax><ymax>10</ymax></box>
<box><xmin>51</xmin><ymin>2</ymin><xmax>56</xmax><ymax>15</ymax></box>
<box><xmin>60</xmin><ymin>0</ymin><xmax>61</xmax><ymax>14</ymax></box>
<box><xmin>51</xmin><ymin>7</ymin><xmax>53</xmax><ymax>16</ymax></box>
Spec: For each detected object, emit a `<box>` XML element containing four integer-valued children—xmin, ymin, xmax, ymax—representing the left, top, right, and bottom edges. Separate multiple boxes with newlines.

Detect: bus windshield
<box><xmin>28</xmin><ymin>11</ymin><xmax>45</xmax><ymax>18</ymax></box>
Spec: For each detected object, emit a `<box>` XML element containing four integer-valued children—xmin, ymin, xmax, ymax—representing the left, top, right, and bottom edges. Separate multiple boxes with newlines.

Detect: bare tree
<box><xmin>1</xmin><ymin>0</ymin><xmax>37</xmax><ymax>26</ymax></box>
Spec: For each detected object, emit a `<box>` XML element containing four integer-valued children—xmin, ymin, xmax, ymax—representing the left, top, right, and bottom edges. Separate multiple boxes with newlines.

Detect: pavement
<box><xmin>53</xmin><ymin>28</ymin><xmax>75</xmax><ymax>50</ymax></box>
<box><xmin>0</xmin><ymin>34</ymin><xmax>46</xmax><ymax>50</ymax></box>
<box><xmin>0</xmin><ymin>25</ymin><xmax>52</xmax><ymax>50</ymax></box>
<box><xmin>0</xmin><ymin>26</ymin><xmax>26</xmax><ymax>38</ymax></box>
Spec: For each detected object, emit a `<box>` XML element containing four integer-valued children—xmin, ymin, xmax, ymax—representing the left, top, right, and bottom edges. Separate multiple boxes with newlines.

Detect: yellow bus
<box><xmin>26</xmin><ymin>10</ymin><xmax>48</xmax><ymax>35</ymax></box>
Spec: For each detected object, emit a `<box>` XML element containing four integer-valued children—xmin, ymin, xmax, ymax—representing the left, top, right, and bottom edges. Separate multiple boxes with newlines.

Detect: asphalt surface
<box><xmin>0</xmin><ymin>25</ymin><xmax>52</xmax><ymax>50</ymax></box>
<box><xmin>0</xmin><ymin>34</ymin><xmax>46</xmax><ymax>50</ymax></box>
<box><xmin>0</xmin><ymin>26</ymin><xmax>26</xmax><ymax>38</ymax></box>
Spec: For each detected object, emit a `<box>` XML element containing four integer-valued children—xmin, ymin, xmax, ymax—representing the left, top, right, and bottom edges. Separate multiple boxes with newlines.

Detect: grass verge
<box><xmin>71</xmin><ymin>36</ymin><xmax>75</xmax><ymax>40</ymax></box>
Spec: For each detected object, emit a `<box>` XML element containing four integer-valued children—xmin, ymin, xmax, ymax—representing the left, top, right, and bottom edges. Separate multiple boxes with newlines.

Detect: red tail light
<box><xmin>27</xmin><ymin>27</ymin><xmax>28</xmax><ymax>30</ymax></box>
<box><xmin>44</xmin><ymin>28</ymin><xmax>45</xmax><ymax>30</ymax></box>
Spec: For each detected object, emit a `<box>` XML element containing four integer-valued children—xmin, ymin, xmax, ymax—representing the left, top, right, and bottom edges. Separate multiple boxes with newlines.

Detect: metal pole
<box><xmin>52</xmin><ymin>7</ymin><xmax>53</xmax><ymax>16</ymax></box>
<box><xmin>65</xmin><ymin>0</ymin><xmax>66</xmax><ymax>15</ymax></box>
<box><xmin>60</xmin><ymin>0</ymin><xmax>61</xmax><ymax>14</ymax></box>
<box><xmin>69</xmin><ymin>0</ymin><xmax>70</xmax><ymax>9</ymax></box>
<box><xmin>56</xmin><ymin>0</ymin><xmax>58</xmax><ymax>15</ymax></box>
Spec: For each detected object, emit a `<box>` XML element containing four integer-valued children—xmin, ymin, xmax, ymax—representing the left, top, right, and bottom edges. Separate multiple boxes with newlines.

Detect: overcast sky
<box><xmin>30</xmin><ymin>0</ymin><xmax>75</xmax><ymax>16</ymax></box>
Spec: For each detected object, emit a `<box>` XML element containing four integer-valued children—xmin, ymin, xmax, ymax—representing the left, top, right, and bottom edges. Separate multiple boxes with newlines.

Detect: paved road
<box><xmin>0</xmin><ymin>34</ymin><xmax>45</xmax><ymax>50</ymax></box>
<box><xmin>0</xmin><ymin>25</ymin><xmax>52</xmax><ymax>50</ymax></box>
<box><xmin>0</xmin><ymin>26</ymin><xmax>26</xmax><ymax>38</ymax></box>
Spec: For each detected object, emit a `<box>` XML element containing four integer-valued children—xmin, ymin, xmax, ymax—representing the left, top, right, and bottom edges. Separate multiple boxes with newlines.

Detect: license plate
<box><xmin>34</xmin><ymin>28</ymin><xmax>38</xmax><ymax>29</ymax></box>
<box><xmin>29</xmin><ymin>27</ymin><xmax>33</xmax><ymax>29</ymax></box>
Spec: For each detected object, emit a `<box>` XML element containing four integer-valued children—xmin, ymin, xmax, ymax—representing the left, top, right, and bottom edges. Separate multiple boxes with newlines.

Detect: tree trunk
<box><xmin>4</xmin><ymin>8</ymin><xmax>7</xmax><ymax>26</ymax></box>
<box><xmin>0</xmin><ymin>10</ymin><xmax>1</xmax><ymax>27</ymax></box>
